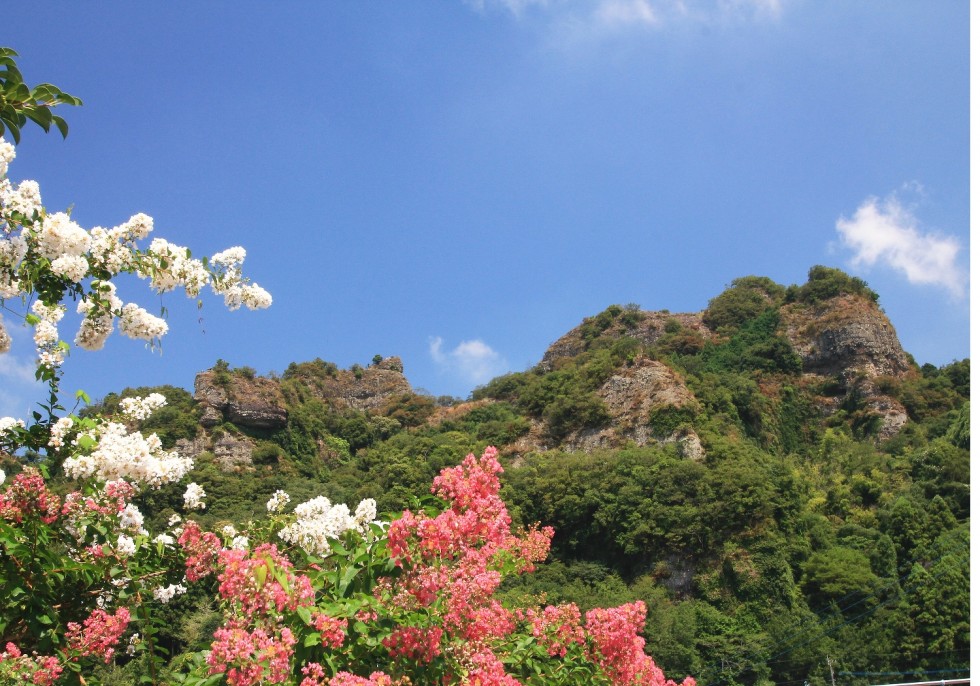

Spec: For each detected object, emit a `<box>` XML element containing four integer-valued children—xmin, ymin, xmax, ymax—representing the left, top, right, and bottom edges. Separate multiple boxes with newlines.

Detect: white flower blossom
<box><xmin>1</xmin><ymin>179</ymin><xmax>41</xmax><ymax>217</ymax></box>
<box><xmin>152</xmin><ymin>583</ymin><xmax>187</xmax><ymax>604</ymax></box>
<box><xmin>183</xmin><ymin>482</ymin><xmax>206</xmax><ymax>510</ymax></box>
<box><xmin>50</xmin><ymin>254</ymin><xmax>89</xmax><ymax>282</ymax></box>
<box><xmin>354</xmin><ymin>498</ymin><xmax>377</xmax><ymax>526</ymax></box>
<box><xmin>62</xmin><ymin>422</ymin><xmax>193</xmax><ymax>486</ymax></box>
<box><xmin>0</xmin><ymin>469</ymin><xmax>5</xmax><ymax>486</ymax></box>
<box><xmin>37</xmin><ymin>211</ymin><xmax>90</xmax><ymax>259</ymax></box>
<box><xmin>0</xmin><ymin>138</ymin><xmax>14</xmax><ymax>178</ymax></box>
<box><xmin>211</xmin><ymin>246</ymin><xmax>246</xmax><ymax>268</ymax></box>
<box><xmin>0</xmin><ymin>417</ymin><xmax>25</xmax><ymax>434</ymax></box>
<box><xmin>118</xmin><ymin>303</ymin><xmax>168</xmax><ymax>342</ymax></box>
<box><xmin>48</xmin><ymin>416</ymin><xmax>74</xmax><ymax>449</ymax></box>
<box><xmin>221</xmin><ymin>524</ymin><xmax>238</xmax><ymax>538</ymax></box>
<box><xmin>119</xmin><ymin>393</ymin><xmax>167</xmax><ymax>421</ymax></box>
<box><xmin>231</xmin><ymin>535</ymin><xmax>249</xmax><ymax>550</ymax></box>
<box><xmin>278</xmin><ymin>496</ymin><xmax>368</xmax><ymax>556</ymax></box>
<box><xmin>118</xmin><ymin>504</ymin><xmax>146</xmax><ymax>533</ymax></box>
<box><xmin>266</xmin><ymin>490</ymin><xmax>290</xmax><ymax>513</ymax></box>
<box><xmin>116</xmin><ymin>534</ymin><xmax>137</xmax><ymax>557</ymax></box>
<box><xmin>152</xmin><ymin>533</ymin><xmax>175</xmax><ymax>547</ymax></box>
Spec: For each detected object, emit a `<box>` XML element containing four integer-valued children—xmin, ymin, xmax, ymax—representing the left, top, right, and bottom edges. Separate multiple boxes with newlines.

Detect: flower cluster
<box><xmin>118</xmin><ymin>392</ymin><xmax>167</xmax><ymax>420</ymax></box>
<box><xmin>0</xmin><ymin>468</ymin><xmax>61</xmax><ymax>524</ymax></box>
<box><xmin>65</xmin><ymin>607</ymin><xmax>131</xmax><ymax>664</ymax></box>
<box><xmin>278</xmin><ymin>495</ymin><xmax>377</xmax><ymax>556</ymax></box>
<box><xmin>0</xmin><ymin>643</ymin><xmax>63</xmax><ymax>686</ymax></box>
<box><xmin>0</xmin><ymin>134</ymin><xmax>272</xmax><ymax>364</ymax></box>
<box><xmin>62</xmin><ymin>419</ymin><xmax>192</xmax><ymax>486</ymax></box>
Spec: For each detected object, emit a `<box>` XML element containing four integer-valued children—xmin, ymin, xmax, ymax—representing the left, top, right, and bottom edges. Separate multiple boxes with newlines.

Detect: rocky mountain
<box><xmin>161</xmin><ymin>265</ymin><xmax>940</xmax><ymax>476</ymax></box>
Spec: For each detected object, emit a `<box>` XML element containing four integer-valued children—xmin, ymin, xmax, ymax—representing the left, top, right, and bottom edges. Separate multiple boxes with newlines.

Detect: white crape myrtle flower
<box><xmin>88</xmin><ymin>227</ymin><xmax>133</xmax><ymax>275</ymax></box>
<box><xmin>75</xmin><ymin>282</ymin><xmax>123</xmax><ymax>352</ymax></box>
<box><xmin>0</xmin><ymin>273</ymin><xmax>21</xmax><ymax>299</ymax></box>
<box><xmin>183</xmin><ymin>482</ymin><xmax>206</xmax><ymax>511</ymax></box>
<box><xmin>36</xmin><ymin>211</ymin><xmax>91</xmax><ymax>259</ymax></box>
<box><xmin>32</xmin><ymin>300</ymin><xmax>66</xmax><ymax>324</ymax></box>
<box><xmin>221</xmin><ymin>524</ymin><xmax>237</xmax><ymax>538</ymax></box>
<box><xmin>0</xmin><ymin>469</ymin><xmax>5</xmax><ymax>486</ymax></box>
<box><xmin>142</xmin><ymin>238</ymin><xmax>210</xmax><ymax>298</ymax></box>
<box><xmin>152</xmin><ymin>583</ymin><xmax>187</xmax><ymax>604</ymax></box>
<box><xmin>1</xmin><ymin>179</ymin><xmax>42</xmax><ymax>218</ymax></box>
<box><xmin>0</xmin><ymin>235</ymin><xmax>28</xmax><ymax>269</ymax></box>
<box><xmin>48</xmin><ymin>416</ymin><xmax>74</xmax><ymax>449</ymax></box>
<box><xmin>167</xmin><ymin>514</ymin><xmax>182</xmax><ymax>528</ymax></box>
<box><xmin>118</xmin><ymin>303</ymin><xmax>168</xmax><ymax>342</ymax></box>
<box><xmin>211</xmin><ymin>246</ymin><xmax>246</xmax><ymax>269</ymax></box>
<box><xmin>50</xmin><ymin>254</ymin><xmax>89</xmax><ymax>283</ymax></box>
<box><xmin>266</xmin><ymin>490</ymin><xmax>290</xmax><ymax>513</ymax></box>
<box><xmin>118</xmin><ymin>503</ymin><xmax>146</xmax><ymax>534</ymax></box>
<box><xmin>152</xmin><ymin>533</ymin><xmax>175</xmax><ymax>547</ymax></box>
<box><xmin>117</xmin><ymin>213</ymin><xmax>153</xmax><ymax>241</ymax></box>
<box><xmin>278</xmin><ymin>496</ymin><xmax>364</xmax><ymax>556</ymax></box>
<box><xmin>241</xmin><ymin>283</ymin><xmax>272</xmax><ymax>310</ymax></box>
<box><xmin>0</xmin><ymin>417</ymin><xmax>25</xmax><ymax>435</ymax></box>
<box><xmin>116</xmin><ymin>534</ymin><xmax>137</xmax><ymax>557</ymax></box>
<box><xmin>231</xmin><ymin>535</ymin><xmax>249</xmax><ymax>550</ymax></box>
<box><xmin>0</xmin><ymin>321</ymin><xmax>10</xmax><ymax>354</ymax></box>
<box><xmin>354</xmin><ymin>498</ymin><xmax>377</xmax><ymax>527</ymax></box>
<box><xmin>119</xmin><ymin>393</ymin><xmax>167</xmax><ymax>421</ymax></box>
<box><xmin>31</xmin><ymin>301</ymin><xmax>67</xmax><ymax>367</ymax></box>
<box><xmin>0</xmin><ymin>137</ymin><xmax>14</xmax><ymax>177</ymax></box>
<box><xmin>62</xmin><ymin>421</ymin><xmax>193</xmax><ymax>487</ymax></box>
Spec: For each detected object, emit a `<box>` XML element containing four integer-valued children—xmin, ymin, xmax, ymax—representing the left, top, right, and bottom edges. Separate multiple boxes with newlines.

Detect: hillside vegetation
<box><xmin>36</xmin><ymin>266</ymin><xmax>967</xmax><ymax>686</ymax></box>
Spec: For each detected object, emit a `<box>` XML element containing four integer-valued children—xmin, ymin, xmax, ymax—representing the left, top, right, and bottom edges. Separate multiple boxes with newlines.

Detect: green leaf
<box><xmin>304</xmin><ymin>632</ymin><xmax>321</xmax><ymax>648</ymax></box>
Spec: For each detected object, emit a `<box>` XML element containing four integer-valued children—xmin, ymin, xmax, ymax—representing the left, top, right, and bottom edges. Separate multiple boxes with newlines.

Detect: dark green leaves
<box><xmin>0</xmin><ymin>47</ymin><xmax>82</xmax><ymax>144</ymax></box>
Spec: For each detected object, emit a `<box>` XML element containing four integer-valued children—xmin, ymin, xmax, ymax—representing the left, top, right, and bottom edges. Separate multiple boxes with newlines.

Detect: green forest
<box><xmin>13</xmin><ymin>265</ymin><xmax>965</xmax><ymax>686</ymax></box>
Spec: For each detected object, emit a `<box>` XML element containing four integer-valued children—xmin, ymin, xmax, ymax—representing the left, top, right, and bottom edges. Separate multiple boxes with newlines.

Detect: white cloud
<box><xmin>429</xmin><ymin>336</ymin><xmax>508</xmax><ymax>385</ymax></box>
<box><xmin>464</xmin><ymin>0</ymin><xmax>782</xmax><ymax>33</ymax></box>
<box><xmin>595</xmin><ymin>0</ymin><xmax>660</xmax><ymax>29</ymax></box>
<box><xmin>835</xmin><ymin>192</ymin><xmax>966</xmax><ymax>298</ymax></box>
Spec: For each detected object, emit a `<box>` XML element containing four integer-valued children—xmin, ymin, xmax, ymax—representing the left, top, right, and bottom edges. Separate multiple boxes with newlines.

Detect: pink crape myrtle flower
<box><xmin>0</xmin><ymin>643</ymin><xmax>63</xmax><ymax>685</ymax></box>
<box><xmin>519</xmin><ymin>603</ymin><xmax>586</xmax><ymax>657</ymax></box>
<box><xmin>0</xmin><ymin>468</ymin><xmax>61</xmax><ymax>524</ymax></box>
<box><xmin>65</xmin><ymin>607</ymin><xmax>131</xmax><ymax>664</ymax></box>
<box><xmin>207</xmin><ymin>622</ymin><xmax>296</xmax><ymax>686</ymax></box>
<box><xmin>216</xmin><ymin>543</ymin><xmax>314</xmax><ymax>619</ymax></box>
<box><xmin>177</xmin><ymin>520</ymin><xmax>221</xmax><ymax>581</ymax></box>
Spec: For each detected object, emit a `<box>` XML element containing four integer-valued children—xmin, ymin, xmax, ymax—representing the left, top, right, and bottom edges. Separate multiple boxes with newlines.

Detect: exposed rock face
<box><xmin>780</xmin><ymin>295</ymin><xmax>910</xmax><ymax>380</ymax></box>
<box><xmin>508</xmin><ymin>359</ymin><xmax>704</xmax><ymax>458</ymax></box>
<box><xmin>780</xmin><ymin>294</ymin><xmax>912</xmax><ymax>438</ymax></box>
<box><xmin>194</xmin><ymin>371</ymin><xmax>288</xmax><ymax>430</ymax></box>
<box><xmin>212</xmin><ymin>434</ymin><xmax>255</xmax><ymax>471</ymax></box>
<box><xmin>296</xmin><ymin>357</ymin><xmax>413</xmax><ymax>411</ymax></box>
<box><xmin>541</xmin><ymin>311</ymin><xmax>709</xmax><ymax>371</ymax></box>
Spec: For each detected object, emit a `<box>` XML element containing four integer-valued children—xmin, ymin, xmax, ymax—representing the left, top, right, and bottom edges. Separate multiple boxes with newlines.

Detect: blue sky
<box><xmin>0</xmin><ymin>1</ymin><xmax>970</xmax><ymax>413</ymax></box>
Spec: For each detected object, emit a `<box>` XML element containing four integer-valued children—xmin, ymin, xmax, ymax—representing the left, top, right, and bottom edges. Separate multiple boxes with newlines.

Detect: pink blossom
<box><xmin>65</xmin><ymin>607</ymin><xmax>131</xmax><ymax>663</ymax></box>
<box><xmin>0</xmin><ymin>468</ymin><xmax>61</xmax><ymax>524</ymax></box>
<box><xmin>177</xmin><ymin>520</ymin><xmax>221</xmax><ymax>581</ymax></box>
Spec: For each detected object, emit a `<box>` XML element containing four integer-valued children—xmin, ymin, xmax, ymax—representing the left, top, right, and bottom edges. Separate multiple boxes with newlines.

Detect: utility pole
<box><xmin>827</xmin><ymin>656</ymin><xmax>836</xmax><ymax>686</ymax></box>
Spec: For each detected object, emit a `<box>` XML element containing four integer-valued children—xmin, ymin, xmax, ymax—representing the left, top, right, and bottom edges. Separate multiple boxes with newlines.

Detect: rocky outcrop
<box><xmin>780</xmin><ymin>295</ymin><xmax>910</xmax><ymax>380</ymax></box>
<box><xmin>194</xmin><ymin>371</ymin><xmax>288</xmax><ymax>430</ymax></box>
<box><xmin>508</xmin><ymin>359</ymin><xmax>704</xmax><ymax>458</ymax></box>
<box><xmin>294</xmin><ymin>357</ymin><xmax>413</xmax><ymax>411</ymax></box>
<box><xmin>780</xmin><ymin>294</ymin><xmax>912</xmax><ymax>438</ymax></box>
<box><xmin>541</xmin><ymin>311</ymin><xmax>709</xmax><ymax>370</ymax></box>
